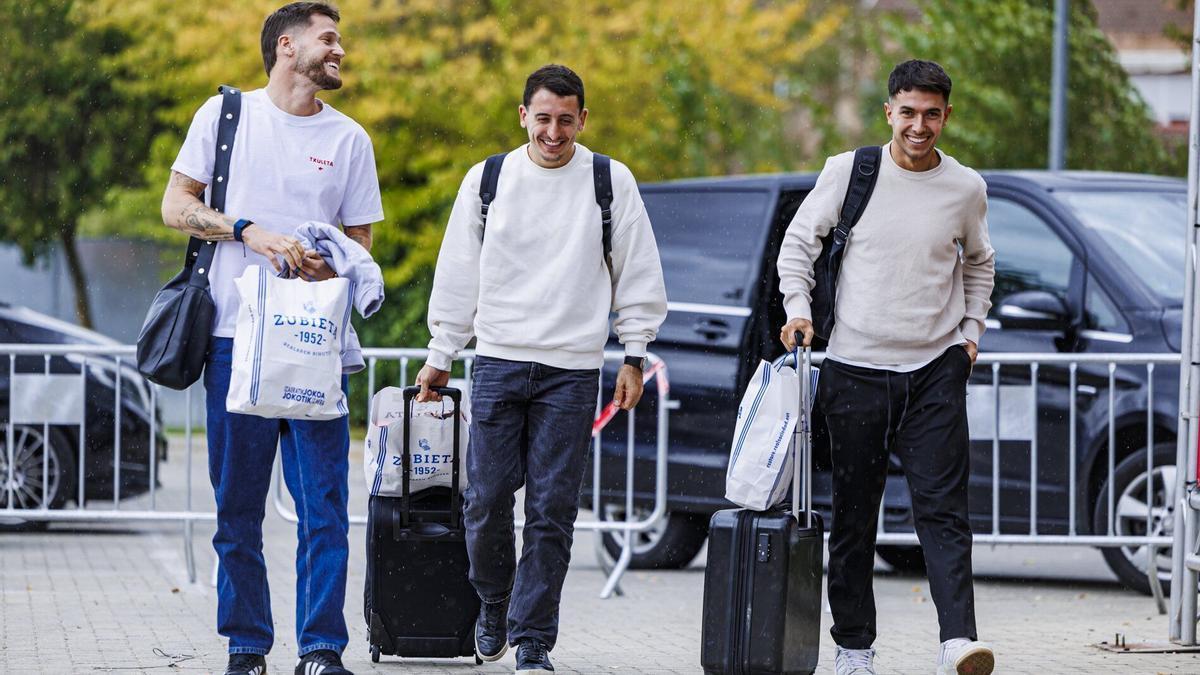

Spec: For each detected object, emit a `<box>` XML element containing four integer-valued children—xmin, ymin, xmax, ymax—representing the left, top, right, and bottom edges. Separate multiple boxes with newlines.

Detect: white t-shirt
<box><xmin>171</xmin><ymin>89</ymin><xmax>384</xmax><ymax>337</ymax></box>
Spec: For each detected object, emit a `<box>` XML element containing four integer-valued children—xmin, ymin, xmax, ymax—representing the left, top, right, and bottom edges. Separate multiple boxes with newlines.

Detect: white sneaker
<box><xmin>834</xmin><ymin>646</ymin><xmax>876</xmax><ymax>675</ymax></box>
<box><xmin>937</xmin><ymin>638</ymin><xmax>995</xmax><ymax>675</ymax></box>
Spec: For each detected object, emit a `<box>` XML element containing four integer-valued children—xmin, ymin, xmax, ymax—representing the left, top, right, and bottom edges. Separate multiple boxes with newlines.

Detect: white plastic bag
<box><xmin>364</xmin><ymin>384</ymin><xmax>471</xmax><ymax>496</ymax></box>
<box><xmin>724</xmin><ymin>359</ymin><xmax>803</xmax><ymax>511</ymax></box>
<box><xmin>226</xmin><ymin>265</ymin><xmax>351</xmax><ymax>420</ymax></box>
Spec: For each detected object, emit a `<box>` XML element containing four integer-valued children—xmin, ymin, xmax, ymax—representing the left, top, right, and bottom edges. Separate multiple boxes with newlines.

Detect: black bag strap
<box><xmin>183</xmin><ymin>85</ymin><xmax>242</xmax><ymax>286</ymax></box>
<box><xmin>478</xmin><ymin>152</ymin><xmax>507</xmax><ymax>239</ymax></box>
<box><xmin>593</xmin><ymin>152</ymin><xmax>614</xmax><ymax>269</ymax></box>
<box><xmin>833</xmin><ymin>145</ymin><xmax>882</xmax><ymax>247</ymax></box>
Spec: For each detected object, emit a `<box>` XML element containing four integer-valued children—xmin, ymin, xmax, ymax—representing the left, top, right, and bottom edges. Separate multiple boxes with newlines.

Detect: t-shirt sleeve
<box><xmin>170</xmin><ymin>95</ymin><xmax>223</xmax><ymax>185</ymax></box>
<box><xmin>338</xmin><ymin>130</ymin><xmax>385</xmax><ymax>227</ymax></box>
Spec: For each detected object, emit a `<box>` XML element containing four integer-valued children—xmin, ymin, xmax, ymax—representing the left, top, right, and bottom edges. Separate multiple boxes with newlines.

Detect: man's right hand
<box><xmin>243</xmin><ymin>226</ymin><xmax>307</xmax><ymax>275</ymax></box>
<box><xmin>780</xmin><ymin>317</ymin><xmax>814</xmax><ymax>350</ymax></box>
<box><xmin>416</xmin><ymin>364</ymin><xmax>451</xmax><ymax>402</ymax></box>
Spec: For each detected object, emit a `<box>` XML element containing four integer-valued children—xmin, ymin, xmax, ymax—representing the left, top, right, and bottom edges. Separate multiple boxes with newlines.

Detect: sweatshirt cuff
<box><xmin>784</xmin><ymin>296</ymin><xmax>812</xmax><ymax>323</ymax></box>
<box><xmin>425</xmin><ymin>348</ymin><xmax>455</xmax><ymax>372</ymax></box>
<box><xmin>960</xmin><ymin>318</ymin><xmax>985</xmax><ymax>345</ymax></box>
<box><xmin>622</xmin><ymin>340</ymin><xmax>648</xmax><ymax>359</ymax></box>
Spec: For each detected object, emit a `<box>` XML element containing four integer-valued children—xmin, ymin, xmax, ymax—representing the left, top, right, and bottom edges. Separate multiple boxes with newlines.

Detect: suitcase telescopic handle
<box><xmin>792</xmin><ymin>336</ymin><xmax>813</xmax><ymax>529</ymax></box>
<box><xmin>401</xmin><ymin>386</ymin><xmax>464</xmax><ymax>530</ymax></box>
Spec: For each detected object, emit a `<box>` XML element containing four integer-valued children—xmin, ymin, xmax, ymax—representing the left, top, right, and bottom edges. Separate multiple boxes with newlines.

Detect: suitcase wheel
<box><xmin>475</xmin><ymin>651</ymin><xmax>483</xmax><ymax>666</ymax></box>
<box><xmin>370</xmin><ymin>645</ymin><xmax>381</xmax><ymax>663</ymax></box>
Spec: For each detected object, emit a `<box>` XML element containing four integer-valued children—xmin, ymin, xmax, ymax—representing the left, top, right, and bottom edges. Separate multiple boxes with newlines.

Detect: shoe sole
<box><xmin>515</xmin><ymin>669</ymin><xmax>553</xmax><ymax>674</ymax></box>
<box><xmin>955</xmin><ymin>646</ymin><xmax>995</xmax><ymax>675</ymax></box>
<box><xmin>474</xmin><ymin>623</ymin><xmax>508</xmax><ymax>663</ymax></box>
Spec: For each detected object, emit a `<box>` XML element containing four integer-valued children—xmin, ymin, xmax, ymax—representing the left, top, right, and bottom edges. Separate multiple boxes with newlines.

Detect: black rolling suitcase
<box><xmin>365</xmin><ymin>386</ymin><xmax>482</xmax><ymax>665</ymax></box>
<box><xmin>701</xmin><ymin>347</ymin><xmax>824</xmax><ymax>675</ymax></box>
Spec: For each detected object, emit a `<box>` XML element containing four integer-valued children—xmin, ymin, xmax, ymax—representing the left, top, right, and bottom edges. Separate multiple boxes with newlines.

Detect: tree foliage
<box><xmin>0</xmin><ymin>0</ymin><xmax>167</xmax><ymax>326</ymax></box>
<box><xmin>874</xmin><ymin>0</ymin><xmax>1186</xmax><ymax>174</ymax></box>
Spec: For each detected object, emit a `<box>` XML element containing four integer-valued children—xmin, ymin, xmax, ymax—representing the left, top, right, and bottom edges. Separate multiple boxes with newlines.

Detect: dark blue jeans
<box><xmin>205</xmin><ymin>337</ymin><xmax>351</xmax><ymax>657</ymax></box>
<box><xmin>464</xmin><ymin>356</ymin><xmax>600</xmax><ymax>650</ymax></box>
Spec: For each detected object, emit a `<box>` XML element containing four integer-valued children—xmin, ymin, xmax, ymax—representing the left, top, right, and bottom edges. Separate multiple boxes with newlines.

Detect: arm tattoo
<box><xmin>345</xmin><ymin>225</ymin><xmax>373</xmax><ymax>251</ymax></box>
<box><xmin>168</xmin><ymin>171</ymin><xmax>207</xmax><ymax>197</ymax></box>
<box><xmin>179</xmin><ymin>202</ymin><xmax>235</xmax><ymax>241</ymax></box>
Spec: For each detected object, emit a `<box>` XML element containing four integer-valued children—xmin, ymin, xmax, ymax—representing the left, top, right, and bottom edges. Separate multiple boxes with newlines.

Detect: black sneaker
<box><xmin>294</xmin><ymin>649</ymin><xmax>352</xmax><ymax>675</ymax></box>
<box><xmin>475</xmin><ymin>597</ymin><xmax>509</xmax><ymax>661</ymax></box>
<box><xmin>515</xmin><ymin>639</ymin><xmax>554</xmax><ymax>674</ymax></box>
<box><xmin>224</xmin><ymin>653</ymin><xmax>266</xmax><ymax>675</ymax></box>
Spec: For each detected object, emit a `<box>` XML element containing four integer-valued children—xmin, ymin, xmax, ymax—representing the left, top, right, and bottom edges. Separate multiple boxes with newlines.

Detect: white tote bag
<box><xmin>364</xmin><ymin>385</ymin><xmax>471</xmax><ymax>496</ymax></box>
<box><xmin>724</xmin><ymin>358</ymin><xmax>803</xmax><ymax>511</ymax></box>
<box><xmin>226</xmin><ymin>265</ymin><xmax>351</xmax><ymax>420</ymax></box>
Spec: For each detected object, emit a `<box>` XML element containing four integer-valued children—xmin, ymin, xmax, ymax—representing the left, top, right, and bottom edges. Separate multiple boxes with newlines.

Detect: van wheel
<box><xmin>0</xmin><ymin>427</ymin><xmax>76</xmax><ymax>531</ymax></box>
<box><xmin>599</xmin><ymin>506</ymin><xmax>708</xmax><ymax>569</ymax></box>
<box><xmin>1093</xmin><ymin>445</ymin><xmax>1176</xmax><ymax>596</ymax></box>
<box><xmin>876</xmin><ymin>544</ymin><xmax>926</xmax><ymax>574</ymax></box>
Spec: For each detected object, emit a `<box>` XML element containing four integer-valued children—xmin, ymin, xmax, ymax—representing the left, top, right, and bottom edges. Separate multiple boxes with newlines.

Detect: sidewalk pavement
<box><xmin>2</xmin><ymin>438</ymin><xmax>1200</xmax><ymax>674</ymax></box>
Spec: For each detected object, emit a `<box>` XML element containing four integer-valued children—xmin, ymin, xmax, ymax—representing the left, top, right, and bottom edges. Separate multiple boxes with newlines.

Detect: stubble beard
<box><xmin>296</xmin><ymin>52</ymin><xmax>342</xmax><ymax>91</ymax></box>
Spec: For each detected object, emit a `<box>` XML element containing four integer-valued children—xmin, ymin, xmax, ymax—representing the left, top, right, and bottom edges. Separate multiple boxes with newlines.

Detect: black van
<box><xmin>584</xmin><ymin>170</ymin><xmax>1187</xmax><ymax>595</ymax></box>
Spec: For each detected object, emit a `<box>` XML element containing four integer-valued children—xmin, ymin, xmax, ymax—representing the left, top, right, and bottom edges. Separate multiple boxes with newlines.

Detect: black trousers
<box><xmin>820</xmin><ymin>346</ymin><xmax>977</xmax><ymax>649</ymax></box>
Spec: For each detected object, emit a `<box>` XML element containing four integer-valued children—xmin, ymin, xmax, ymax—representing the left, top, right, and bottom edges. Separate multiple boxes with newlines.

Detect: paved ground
<box><xmin>3</xmin><ymin>438</ymin><xmax>1200</xmax><ymax>674</ymax></box>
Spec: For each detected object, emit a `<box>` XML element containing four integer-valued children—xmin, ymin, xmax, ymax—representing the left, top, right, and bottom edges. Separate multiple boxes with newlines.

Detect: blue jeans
<box><xmin>464</xmin><ymin>356</ymin><xmax>599</xmax><ymax>650</ymax></box>
<box><xmin>204</xmin><ymin>337</ymin><xmax>351</xmax><ymax>657</ymax></box>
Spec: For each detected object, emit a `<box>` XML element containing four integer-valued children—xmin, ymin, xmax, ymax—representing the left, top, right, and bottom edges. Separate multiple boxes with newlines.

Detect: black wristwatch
<box><xmin>624</xmin><ymin>355</ymin><xmax>646</xmax><ymax>371</ymax></box>
<box><xmin>232</xmin><ymin>218</ymin><xmax>255</xmax><ymax>242</ymax></box>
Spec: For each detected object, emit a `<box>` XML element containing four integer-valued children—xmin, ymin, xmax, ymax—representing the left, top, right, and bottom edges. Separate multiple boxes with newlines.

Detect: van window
<box><xmin>985</xmin><ymin>197</ymin><xmax>1074</xmax><ymax>311</ymax></box>
<box><xmin>643</xmin><ymin>189</ymin><xmax>770</xmax><ymax>305</ymax></box>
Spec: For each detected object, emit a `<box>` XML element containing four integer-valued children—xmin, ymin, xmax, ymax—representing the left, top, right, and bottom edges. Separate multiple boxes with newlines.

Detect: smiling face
<box><xmin>290</xmin><ymin>14</ymin><xmax>344</xmax><ymax>90</ymax></box>
<box><xmin>519</xmin><ymin>88</ymin><xmax>587</xmax><ymax>169</ymax></box>
<box><xmin>884</xmin><ymin>88</ymin><xmax>951</xmax><ymax>172</ymax></box>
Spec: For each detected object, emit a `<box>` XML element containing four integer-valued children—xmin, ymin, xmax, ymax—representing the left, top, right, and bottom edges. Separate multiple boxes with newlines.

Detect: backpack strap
<box><xmin>593</xmin><ymin>152</ymin><xmax>614</xmax><ymax>269</ymax></box>
<box><xmin>478</xmin><ymin>153</ymin><xmax>507</xmax><ymax>240</ymax></box>
<box><xmin>833</xmin><ymin>145</ymin><xmax>882</xmax><ymax>248</ymax></box>
<box><xmin>185</xmin><ymin>85</ymin><xmax>242</xmax><ymax>284</ymax></box>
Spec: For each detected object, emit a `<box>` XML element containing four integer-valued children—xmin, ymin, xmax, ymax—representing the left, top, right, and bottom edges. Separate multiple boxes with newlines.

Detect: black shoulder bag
<box><xmin>477</xmin><ymin>151</ymin><xmax>615</xmax><ymax>268</ymax></box>
<box><xmin>809</xmin><ymin>145</ymin><xmax>882</xmax><ymax>340</ymax></box>
<box><xmin>136</xmin><ymin>85</ymin><xmax>242</xmax><ymax>390</ymax></box>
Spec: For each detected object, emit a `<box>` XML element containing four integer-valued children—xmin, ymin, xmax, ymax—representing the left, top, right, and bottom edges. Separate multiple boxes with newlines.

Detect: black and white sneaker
<box><xmin>514</xmin><ymin>639</ymin><xmax>554</xmax><ymax>674</ymax></box>
<box><xmin>475</xmin><ymin>597</ymin><xmax>510</xmax><ymax>661</ymax></box>
<box><xmin>224</xmin><ymin>653</ymin><xmax>266</xmax><ymax>675</ymax></box>
<box><xmin>294</xmin><ymin>649</ymin><xmax>352</xmax><ymax>675</ymax></box>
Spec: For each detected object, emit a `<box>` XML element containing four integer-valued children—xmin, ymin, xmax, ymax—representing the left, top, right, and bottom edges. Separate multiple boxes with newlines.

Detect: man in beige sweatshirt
<box><xmin>778</xmin><ymin>60</ymin><xmax>996</xmax><ymax>675</ymax></box>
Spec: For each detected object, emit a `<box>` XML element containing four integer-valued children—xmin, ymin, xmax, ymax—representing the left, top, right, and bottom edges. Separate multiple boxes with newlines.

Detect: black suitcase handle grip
<box><xmin>398</xmin><ymin>386</ymin><xmax>464</xmax><ymax>530</ymax></box>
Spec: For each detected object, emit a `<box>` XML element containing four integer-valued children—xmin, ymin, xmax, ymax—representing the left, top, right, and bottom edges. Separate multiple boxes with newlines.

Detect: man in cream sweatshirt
<box><xmin>778</xmin><ymin>60</ymin><xmax>996</xmax><ymax>675</ymax></box>
<box><xmin>415</xmin><ymin>64</ymin><xmax>667</xmax><ymax>674</ymax></box>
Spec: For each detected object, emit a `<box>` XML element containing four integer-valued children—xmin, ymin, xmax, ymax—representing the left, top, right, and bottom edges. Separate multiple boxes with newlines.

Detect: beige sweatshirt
<box><xmin>777</xmin><ymin>144</ymin><xmax>996</xmax><ymax>365</ymax></box>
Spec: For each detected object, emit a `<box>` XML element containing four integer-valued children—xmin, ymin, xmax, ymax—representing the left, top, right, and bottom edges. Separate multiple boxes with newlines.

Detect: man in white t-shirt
<box><xmin>778</xmin><ymin>60</ymin><xmax>995</xmax><ymax>675</ymax></box>
<box><xmin>161</xmin><ymin>4</ymin><xmax>382</xmax><ymax>675</ymax></box>
<box><xmin>415</xmin><ymin>65</ymin><xmax>667</xmax><ymax>674</ymax></box>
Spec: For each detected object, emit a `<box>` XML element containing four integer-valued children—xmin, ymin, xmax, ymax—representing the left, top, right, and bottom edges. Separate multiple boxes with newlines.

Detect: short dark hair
<box><xmin>260</xmin><ymin>2</ymin><xmax>340</xmax><ymax>76</ymax></box>
<box><xmin>888</xmin><ymin>59</ymin><xmax>952</xmax><ymax>103</ymax></box>
<box><xmin>523</xmin><ymin>64</ymin><xmax>585</xmax><ymax>110</ymax></box>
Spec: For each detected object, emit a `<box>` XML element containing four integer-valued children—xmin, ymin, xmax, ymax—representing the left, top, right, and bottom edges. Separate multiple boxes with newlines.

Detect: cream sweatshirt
<box><xmin>777</xmin><ymin>144</ymin><xmax>996</xmax><ymax>365</ymax></box>
<box><xmin>426</xmin><ymin>144</ymin><xmax>668</xmax><ymax>371</ymax></box>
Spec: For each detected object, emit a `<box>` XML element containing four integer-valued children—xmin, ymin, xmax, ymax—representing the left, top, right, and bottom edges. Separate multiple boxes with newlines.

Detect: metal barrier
<box><xmin>1</xmin><ymin>342</ymin><xmax>1182</xmax><ymax>601</ymax></box>
<box><xmin>270</xmin><ymin>348</ymin><xmax>673</xmax><ymax>599</ymax></box>
<box><xmin>0</xmin><ymin>344</ymin><xmax>212</xmax><ymax>584</ymax></box>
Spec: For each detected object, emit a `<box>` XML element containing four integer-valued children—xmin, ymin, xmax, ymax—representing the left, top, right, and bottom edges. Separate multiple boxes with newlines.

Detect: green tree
<box><xmin>874</xmin><ymin>0</ymin><xmax>1185</xmax><ymax>174</ymax></box>
<box><xmin>85</xmin><ymin>0</ymin><xmax>848</xmax><ymax>347</ymax></box>
<box><xmin>0</xmin><ymin>1</ymin><xmax>167</xmax><ymax>327</ymax></box>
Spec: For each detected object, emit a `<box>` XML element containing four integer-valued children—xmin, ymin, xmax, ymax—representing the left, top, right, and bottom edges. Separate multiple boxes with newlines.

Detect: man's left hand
<box><xmin>297</xmin><ymin>250</ymin><xmax>337</xmax><ymax>281</ymax></box>
<box><xmin>964</xmin><ymin>339</ymin><xmax>978</xmax><ymax>364</ymax></box>
<box><xmin>612</xmin><ymin>364</ymin><xmax>644</xmax><ymax>411</ymax></box>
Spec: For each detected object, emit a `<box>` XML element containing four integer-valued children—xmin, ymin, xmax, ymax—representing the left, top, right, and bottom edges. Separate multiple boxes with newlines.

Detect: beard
<box><xmin>296</xmin><ymin>51</ymin><xmax>342</xmax><ymax>90</ymax></box>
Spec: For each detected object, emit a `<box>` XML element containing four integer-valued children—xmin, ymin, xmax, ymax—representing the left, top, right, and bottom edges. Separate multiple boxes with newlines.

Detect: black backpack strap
<box><xmin>185</xmin><ymin>85</ymin><xmax>242</xmax><ymax>283</ymax></box>
<box><xmin>833</xmin><ymin>145</ymin><xmax>882</xmax><ymax>247</ymax></box>
<box><xmin>478</xmin><ymin>153</ymin><xmax>507</xmax><ymax>240</ymax></box>
<box><xmin>593</xmin><ymin>153</ymin><xmax>614</xmax><ymax>268</ymax></box>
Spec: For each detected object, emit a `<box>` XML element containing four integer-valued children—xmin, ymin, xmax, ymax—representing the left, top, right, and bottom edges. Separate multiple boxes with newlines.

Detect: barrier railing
<box><xmin>0</xmin><ymin>344</ymin><xmax>212</xmax><ymax>584</ymax></box>
<box><xmin>801</xmin><ymin>350</ymin><xmax>1180</xmax><ymax>610</ymax></box>
<box><xmin>270</xmin><ymin>348</ymin><xmax>673</xmax><ymax>599</ymax></box>
<box><xmin>1</xmin><ymin>342</ymin><xmax>1181</xmax><ymax>604</ymax></box>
